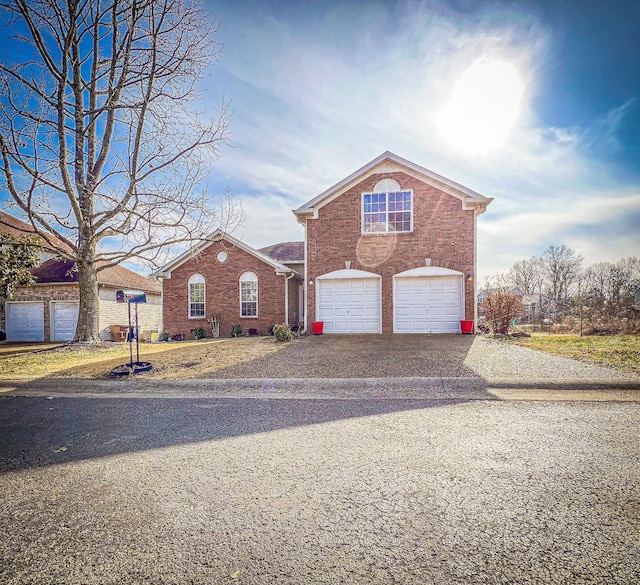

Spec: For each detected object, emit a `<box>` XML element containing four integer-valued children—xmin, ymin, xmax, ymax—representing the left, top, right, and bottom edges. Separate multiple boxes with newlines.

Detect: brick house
<box><xmin>1</xmin><ymin>211</ymin><xmax>162</xmax><ymax>342</ymax></box>
<box><xmin>156</xmin><ymin>151</ymin><xmax>492</xmax><ymax>337</ymax></box>
<box><xmin>155</xmin><ymin>230</ymin><xmax>302</xmax><ymax>339</ymax></box>
<box><xmin>293</xmin><ymin>151</ymin><xmax>492</xmax><ymax>334</ymax></box>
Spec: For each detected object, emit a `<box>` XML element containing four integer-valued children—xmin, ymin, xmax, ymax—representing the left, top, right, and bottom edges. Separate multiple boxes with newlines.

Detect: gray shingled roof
<box><xmin>259</xmin><ymin>241</ymin><xmax>304</xmax><ymax>263</ymax></box>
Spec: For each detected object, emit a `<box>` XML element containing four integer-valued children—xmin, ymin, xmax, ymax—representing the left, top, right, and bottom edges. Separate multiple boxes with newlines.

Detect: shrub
<box><xmin>158</xmin><ymin>331</ymin><xmax>170</xmax><ymax>342</ymax></box>
<box><xmin>272</xmin><ymin>323</ymin><xmax>293</xmax><ymax>342</ymax></box>
<box><xmin>230</xmin><ymin>324</ymin><xmax>243</xmax><ymax>337</ymax></box>
<box><xmin>480</xmin><ymin>288</ymin><xmax>523</xmax><ymax>334</ymax></box>
<box><xmin>193</xmin><ymin>326</ymin><xmax>207</xmax><ymax>339</ymax></box>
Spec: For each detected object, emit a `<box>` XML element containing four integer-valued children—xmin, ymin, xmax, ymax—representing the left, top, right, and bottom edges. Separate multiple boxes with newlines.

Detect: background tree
<box><xmin>541</xmin><ymin>244</ymin><xmax>583</xmax><ymax>305</ymax></box>
<box><xmin>506</xmin><ymin>256</ymin><xmax>544</xmax><ymax>295</ymax></box>
<box><xmin>0</xmin><ymin>0</ymin><xmax>236</xmax><ymax>342</ymax></box>
<box><xmin>0</xmin><ymin>233</ymin><xmax>42</xmax><ymax>298</ymax></box>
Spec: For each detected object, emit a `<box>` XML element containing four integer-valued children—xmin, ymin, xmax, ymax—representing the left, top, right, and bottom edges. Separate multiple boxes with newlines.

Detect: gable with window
<box><xmin>362</xmin><ymin>179</ymin><xmax>412</xmax><ymax>234</ymax></box>
<box><xmin>240</xmin><ymin>271</ymin><xmax>258</xmax><ymax>317</ymax></box>
<box><xmin>188</xmin><ymin>273</ymin><xmax>205</xmax><ymax>318</ymax></box>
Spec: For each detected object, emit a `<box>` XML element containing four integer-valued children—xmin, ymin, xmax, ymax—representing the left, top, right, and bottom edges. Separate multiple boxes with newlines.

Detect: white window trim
<box><xmin>239</xmin><ymin>271</ymin><xmax>258</xmax><ymax>318</ymax></box>
<box><xmin>361</xmin><ymin>190</ymin><xmax>413</xmax><ymax>235</ymax></box>
<box><xmin>188</xmin><ymin>273</ymin><xmax>206</xmax><ymax>319</ymax></box>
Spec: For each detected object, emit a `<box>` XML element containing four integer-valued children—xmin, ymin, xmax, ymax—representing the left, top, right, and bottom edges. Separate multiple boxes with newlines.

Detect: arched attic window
<box><xmin>188</xmin><ymin>274</ymin><xmax>205</xmax><ymax>318</ymax></box>
<box><xmin>239</xmin><ymin>271</ymin><xmax>258</xmax><ymax>317</ymax></box>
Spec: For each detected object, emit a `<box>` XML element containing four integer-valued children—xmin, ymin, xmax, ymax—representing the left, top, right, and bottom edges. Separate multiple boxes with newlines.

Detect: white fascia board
<box><xmin>317</xmin><ymin>268</ymin><xmax>381</xmax><ymax>280</ymax></box>
<box><xmin>293</xmin><ymin>151</ymin><xmax>493</xmax><ymax>216</ymax></box>
<box><xmin>394</xmin><ymin>266</ymin><xmax>464</xmax><ymax>278</ymax></box>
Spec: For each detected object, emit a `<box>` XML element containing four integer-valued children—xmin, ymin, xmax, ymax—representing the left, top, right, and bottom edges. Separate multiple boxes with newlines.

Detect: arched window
<box><xmin>239</xmin><ymin>271</ymin><xmax>258</xmax><ymax>317</ymax></box>
<box><xmin>188</xmin><ymin>274</ymin><xmax>205</xmax><ymax>318</ymax></box>
<box><xmin>362</xmin><ymin>179</ymin><xmax>413</xmax><ymax>234</ymax></box>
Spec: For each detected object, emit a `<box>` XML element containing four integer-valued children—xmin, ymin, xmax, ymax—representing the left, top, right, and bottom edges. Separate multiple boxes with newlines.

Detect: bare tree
<box><xmin>0</xmin><ymin>0</ymin><xmax>237</xmax><ymax>342</ymax></box>
<box><xmin>541</xmin><ymin>244</ymin><xmax>583</xmax><ymax>304</ymax></box>
<box><xmin>506</xmin><ymin>255</ymin><xmax>545</xmax><ymax>297</ymax></box>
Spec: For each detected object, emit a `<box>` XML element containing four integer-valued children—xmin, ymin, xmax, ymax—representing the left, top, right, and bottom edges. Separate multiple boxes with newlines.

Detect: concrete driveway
<box><xmin>210</xmin><ymin>333</ymin><xmax>640</xmax><ymax>384</ymax></box>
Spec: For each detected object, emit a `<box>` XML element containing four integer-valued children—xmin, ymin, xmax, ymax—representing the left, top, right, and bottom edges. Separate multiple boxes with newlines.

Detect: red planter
<box><xmin>460</xmin><ymin>320</ymin><xmax>474</xmax><ymax>334</ymax></box>
<box><xmin>311</xmin><ymin>321</ymin><xmax>324</xmax><ymax>335</ymax></box>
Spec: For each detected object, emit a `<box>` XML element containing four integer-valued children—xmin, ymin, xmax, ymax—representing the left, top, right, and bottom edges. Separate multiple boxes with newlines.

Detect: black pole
<box><xmin>135</xmin><ymin>303</ymin><xmax>140</xmax><ymax>363</ymax></box>
<box><xmin>128</xmin><ymin>301</ymin><xmax>133</xmax><ymax>366</ymax></box>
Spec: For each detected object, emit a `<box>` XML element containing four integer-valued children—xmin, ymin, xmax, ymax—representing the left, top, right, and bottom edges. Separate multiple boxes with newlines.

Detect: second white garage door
<box><xmin>317</xmin><ymin>270</ymin><xmax>381</xmax><ymax>333</ymax></box>
<box><xmin>51</xmin><ymin>301</ymin><xmax>79</xmax><ymax>341</ymax></box>
<box><xmin>394</xmin><ymin>267</ymin><xmax>464</xmax><ymax>333</ymax></box>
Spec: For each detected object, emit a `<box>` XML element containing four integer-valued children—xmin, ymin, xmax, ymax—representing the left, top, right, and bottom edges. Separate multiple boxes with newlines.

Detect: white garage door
<box><xmin>317</xmin><ymin>270</ymin><xmax>381</xmax><ymax>333</ymax></box>
<box><xmin>394</xmin><ymin>270</ymin><xmax>464</xmax><ymax>333</ymax></box>
<box><xmin>51</xmin><ymin>302</ymin><xmax>79</xmax><ymax>341</ymax></box>
<box><xmin>6</xmin><ymin>302</ymin><xmax>45</xmax><ymax>342</ymax></box>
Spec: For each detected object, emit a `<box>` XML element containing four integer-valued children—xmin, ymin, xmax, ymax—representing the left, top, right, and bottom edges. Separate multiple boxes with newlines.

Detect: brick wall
<box><xmin>162</xmin><ymin>240</ymin><xmax>293</xmax><ymax>339</ymax></box>
<box><xmin>306</xmin><ymin>171</ymin><xmax>476</xmax><ymax>333</ymax></box>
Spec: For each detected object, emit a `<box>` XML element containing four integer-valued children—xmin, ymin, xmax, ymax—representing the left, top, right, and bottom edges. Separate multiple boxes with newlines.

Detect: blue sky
<box><xmin>1</xmin><ymin>0</ymin><xmax>638</xmax><ymax>283</ymax></box>
<box><xmin>199</xmin><ymin>0</ymin><xmax>640</xmax><ymax>282</ymax></box>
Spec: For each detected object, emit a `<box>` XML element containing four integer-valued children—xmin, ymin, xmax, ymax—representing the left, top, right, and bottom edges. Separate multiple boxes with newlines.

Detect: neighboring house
<box><xmin>1</xmin><ymin>211</ymin><xmax>162</xmax><ymax>342</ymax></box>
<box><xmin>156</xmin><ymin>151</ymin><xmax>493</xmax><ymax>337</ymax></box>
<box><xmin>155</xmin><ymin>230</ymin><xmax>302</xmax><ymax>339</ymax></box>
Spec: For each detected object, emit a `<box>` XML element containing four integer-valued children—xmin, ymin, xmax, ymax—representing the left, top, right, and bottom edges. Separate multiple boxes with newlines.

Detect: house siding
<box><xmin>305</xmin><ymin>171</ymin><xmax>475</xmax><ymax>333</ymax></box>
<box><xmin>162</xmin><ymin>240</ymin><xmax>292</xmax><ymax>338</ymax></box>
<box><xmin>98</xmin><ymin>286</ymin><xmax>163</xmax><ymax>341</ymax></box>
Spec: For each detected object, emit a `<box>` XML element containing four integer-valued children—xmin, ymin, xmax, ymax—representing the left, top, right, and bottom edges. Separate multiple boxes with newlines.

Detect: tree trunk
<box><xmin>75</xmin><ymin>258</ymin><xmax>101</xmax><ymax>343</ymax></box>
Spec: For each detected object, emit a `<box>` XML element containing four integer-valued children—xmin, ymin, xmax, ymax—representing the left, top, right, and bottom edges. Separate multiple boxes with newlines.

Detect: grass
<box><xmin>0</xmin><ymin>337</ymin><xmax>290</xmax><ymax>381</ymax></box>
<box><xmin>509</xmin><ymin>333</ymin><xmax>640</xmax><ymax>374</ymax></box>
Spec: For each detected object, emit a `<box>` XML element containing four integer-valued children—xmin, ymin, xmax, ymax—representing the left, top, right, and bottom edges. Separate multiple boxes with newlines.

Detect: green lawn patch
<box><xmin>510</xmin><ymin>334</ymin><xmax>640</xmax><ymax>374</ymax></box>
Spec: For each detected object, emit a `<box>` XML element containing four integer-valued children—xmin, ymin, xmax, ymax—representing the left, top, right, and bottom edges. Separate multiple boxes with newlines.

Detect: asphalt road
<box><xmin>1</xmin><ymin>389</ymin><xmax>638</xmax><ymax>584</ymax></box>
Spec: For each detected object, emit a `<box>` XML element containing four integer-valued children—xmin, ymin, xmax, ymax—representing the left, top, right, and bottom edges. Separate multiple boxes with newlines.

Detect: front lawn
<box><xmin>0</xmin><ymin>337</ymin><xmax>289</xmax><ymax>381</ymax></box>
<box><xmin>509</xmin><ymin>334</ymin><xmax>640</xmax><ymax>374</ymax></box>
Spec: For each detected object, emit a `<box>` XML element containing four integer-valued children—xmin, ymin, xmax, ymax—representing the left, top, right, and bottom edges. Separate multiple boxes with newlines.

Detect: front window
<box><xmin>362</xmin><ymin>190</ymin><xmax>412</xmax><ymax>233</ymax></box>
<box><xmin>188</xmin><ymin>274</ymin><xmax>205</xmax><ymax>318</ymax></box>
<box><xmin>240</xmin><ymin>271</ymin><xmax>258</xmax><ymax>317</ymax></box>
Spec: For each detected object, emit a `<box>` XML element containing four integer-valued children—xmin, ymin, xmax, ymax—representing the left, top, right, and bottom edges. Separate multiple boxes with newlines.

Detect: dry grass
<box><xmin>0</xmin><ymin>337</ymin><xmax>290</xmax><ymax>381</ymax></box>
<box><xmin>510</xmin><ymin>334</ymin><xmax>640</xmax><ymax>374</ymax></box>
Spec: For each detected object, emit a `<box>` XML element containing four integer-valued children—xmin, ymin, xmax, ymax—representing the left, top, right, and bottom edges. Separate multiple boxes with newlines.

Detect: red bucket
<box><xmin>460</xmin><ymin>320</ymin><xmax>474</xmax><ymax>334</ymax></box>
<box><xmin>311</xmin><ymin>321</ymin><xmax>324</xmax><ymax>335</ymax></box>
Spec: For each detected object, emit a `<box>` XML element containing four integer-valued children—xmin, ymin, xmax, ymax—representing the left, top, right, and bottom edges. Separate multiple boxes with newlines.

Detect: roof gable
<box><xmin>153</xmin><ymin>229</ymin><xmax>293</xmax><ymax>277</ymax></box>
<box><xmin>293</xmin><ymin>151</ymin><xmax>493</xmax><ymax>220</ymax></box>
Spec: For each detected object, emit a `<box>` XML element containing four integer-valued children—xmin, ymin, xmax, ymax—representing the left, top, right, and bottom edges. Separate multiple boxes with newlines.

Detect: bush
<box><xmin>193</xmin><ymin>326</ymin><xmax>207</xmax><ymax>339</ymax></box>
<box><xmin>480</xmin><ymin>288</ymin><xmax>523</xmax><ymax>334</ymax></box>
<box><xmin>230</xmin><ymin>324</ymin><xmax>243</xmax><ymax>337</ymax></box>
<box><xmin>272</xmin><ymin>323</ymin><xmax>293</xmax><ymax>342</ymax></box>
<box><xmin>158</xmin><ymin>331</ymin><xmax>170</xmax><ymax>342</ymax></box>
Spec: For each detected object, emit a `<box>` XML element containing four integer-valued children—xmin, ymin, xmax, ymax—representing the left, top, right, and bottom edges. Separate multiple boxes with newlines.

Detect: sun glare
<box><xmin>436</xmin><ymin>59</ymin><xmax>524</xmax><ymax>155</ymax></box>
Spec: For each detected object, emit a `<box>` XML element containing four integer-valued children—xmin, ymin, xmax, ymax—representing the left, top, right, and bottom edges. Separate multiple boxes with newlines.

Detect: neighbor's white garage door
<box><xmin>6</xmin><ymin>302</ymin><xmax>45</xmax><ymax>342</ymax></box>
<box><xmin>394</xmin><ymin>276</ymin><xmax>463</xmax><ymax>333</ymax></box>
<box><xmin>51</xmin><ymin>301</ymin><xmax>79</xmax><ymax>342</ymax></box>
<box><xmin>317</xmin><ymin>277</ymin><xmax>381</xmax><ymax>333</ymax></box>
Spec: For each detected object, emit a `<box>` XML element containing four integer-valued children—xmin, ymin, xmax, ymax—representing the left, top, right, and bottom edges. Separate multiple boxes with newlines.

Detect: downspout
<box><xmin>284</xmin><ymin>271</ymin><xmax>294</xmax><ymax>325</ymax></box>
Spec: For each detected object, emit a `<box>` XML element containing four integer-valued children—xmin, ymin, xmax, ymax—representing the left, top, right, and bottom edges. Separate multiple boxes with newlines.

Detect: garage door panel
<box><xmin>6</xmin><ymin>302</ymin><xmax>45</xmax><ymax>342</ymax></box>
<box><xmin>394</xmin><ymin>276</ymin><xmax>463</xmax><ymax>334</ymax></box>
<box><xmin>52</xmin><ymin>302</ymin><xmax>79</xmax><ymax>342</ymax></box>
<box><xmin>317</xmin><ymin>277</ymin><xmax>381</xmax><ymax>333</ymax></box>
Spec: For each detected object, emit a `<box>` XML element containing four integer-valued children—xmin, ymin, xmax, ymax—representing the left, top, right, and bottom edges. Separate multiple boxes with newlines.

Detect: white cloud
<box><xmin>200</xmin><ymin>0</ymin><xmax>640</xmax><ymax>276</ymax></box>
